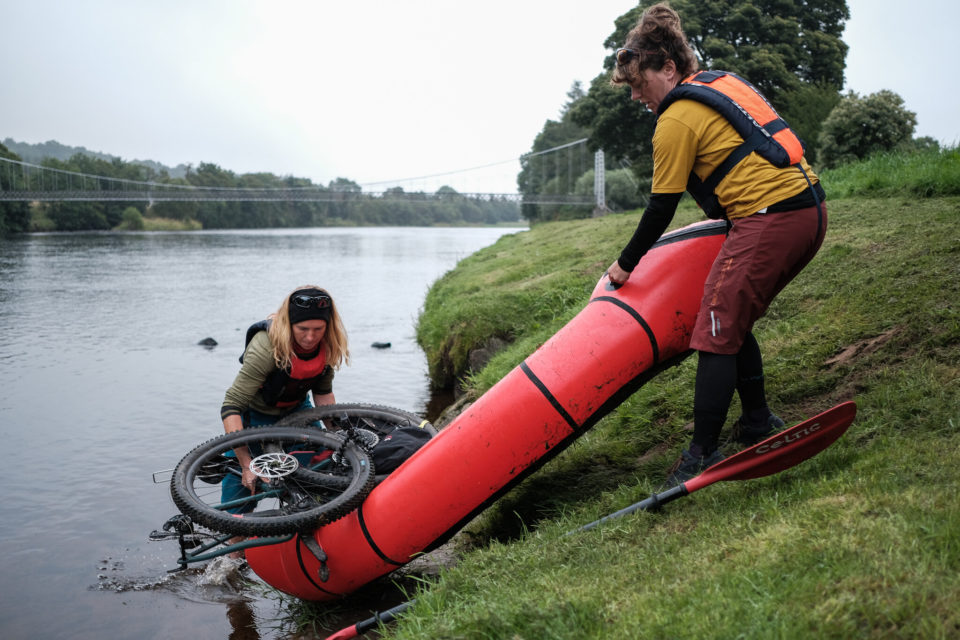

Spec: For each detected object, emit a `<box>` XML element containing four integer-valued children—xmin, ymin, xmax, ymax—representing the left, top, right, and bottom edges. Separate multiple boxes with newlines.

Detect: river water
<box><xmin>0</xmin><ymin>225</ymin><xmax>521</xmax><ymax>639</ymax></box>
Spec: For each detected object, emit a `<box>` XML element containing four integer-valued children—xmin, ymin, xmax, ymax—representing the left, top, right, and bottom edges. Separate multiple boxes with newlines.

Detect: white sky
<box><xmin>2</xmin><ymin>0</ymin><xmax>957</xmax><ymax>193</ymax></box>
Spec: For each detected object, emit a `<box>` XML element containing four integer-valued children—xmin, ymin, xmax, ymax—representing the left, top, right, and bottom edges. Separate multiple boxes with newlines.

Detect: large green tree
<box><xmin>571</xmin><ymin>0</ymin><xmax>850</xmax><ymax>179</ymax></box>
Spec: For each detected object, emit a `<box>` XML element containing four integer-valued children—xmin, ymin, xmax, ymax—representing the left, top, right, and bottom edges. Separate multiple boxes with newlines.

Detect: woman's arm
<box><xmin>222</xmin><ymin>412</ymin><xmax>259</xmax><ymax>494</ymax></box>
<box><xmin>220</xmin><ymin>333</ymin><xmax>276</xmax><ymax>494</ymax></box>
<box><xmin>313</xmin><ymin>392</ymin><xmax>336</xmax><ymax>406</ymax></box>
<box><xmin>607</xmin><ymin>192</ymin><xmax>684</xmax><ymax>284</ymax></box>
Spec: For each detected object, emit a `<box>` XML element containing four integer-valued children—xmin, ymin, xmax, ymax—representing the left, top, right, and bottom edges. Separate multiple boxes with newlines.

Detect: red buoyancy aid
<box><xmin>657</xmin><ymin>70</ymin><xmax>806</xmax><ymax>218</ymax></box>
<box><xmin>241</xmin><ymin>319</ymin><xmax>329</xmax><ymax>408</ymax></box>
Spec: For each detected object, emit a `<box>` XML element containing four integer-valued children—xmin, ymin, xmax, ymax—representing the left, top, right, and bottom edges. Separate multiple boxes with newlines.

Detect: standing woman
<box><xmin>220</xmin><ymin>285</ymin><xmax>350</xmax><ymax>510</ymax></box>
<box><xmin>604</xmin><ymin>3</ymin><xmax>827</xmax><ymax>486</ymax></box>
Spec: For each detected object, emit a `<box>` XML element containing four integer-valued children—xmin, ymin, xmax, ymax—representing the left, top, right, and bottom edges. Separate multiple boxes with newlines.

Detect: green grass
<box><xmin>298</xmin><ymin>149</ymin><xmax>960</xmax><ymax>638</ymax></box>
<box><xmin>819</xmin><ymin>146</ymin><xmax>960</xmax><ymax>199</ymax></box>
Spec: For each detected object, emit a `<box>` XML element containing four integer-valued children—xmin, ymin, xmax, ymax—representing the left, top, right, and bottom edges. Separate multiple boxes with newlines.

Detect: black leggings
<box><xmin>691</xmin><ymin>332</ymin><xmax>767</xmax><ymax>453</ymax></box>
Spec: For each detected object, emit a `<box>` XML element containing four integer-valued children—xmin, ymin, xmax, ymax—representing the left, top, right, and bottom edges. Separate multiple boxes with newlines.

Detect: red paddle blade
<box><xmin>684</xmin><ymin>401</ymin><xmax>857</xmax><ymax>493</ymax></box>
<box><xmin>323</xmin><ymin>627</ymin><xmax>359</xmax><ymax>640</ymax></box>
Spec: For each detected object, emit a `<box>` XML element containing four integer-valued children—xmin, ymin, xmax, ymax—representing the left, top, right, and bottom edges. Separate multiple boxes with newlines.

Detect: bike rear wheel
<box><xmin>275</xmin><ymin>403</ymin><xmax>436</xmax><ymax>483</ymax></box>
<box><xmin>275</xmin><ymin>402</ymin><xmax>436</xmax><ymax>436</ymax></box>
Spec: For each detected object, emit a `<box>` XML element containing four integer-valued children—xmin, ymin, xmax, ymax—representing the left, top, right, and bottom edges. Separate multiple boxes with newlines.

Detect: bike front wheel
<box><xmin>170</xmin><ymin>426</ymin><xmax>374</xmax><ymax>537</ymax></box>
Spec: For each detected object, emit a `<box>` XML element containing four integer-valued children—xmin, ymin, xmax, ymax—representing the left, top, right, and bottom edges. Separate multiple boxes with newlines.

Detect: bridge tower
<box><xmin>593</xmin><ymin>149</ymin><xmax>608</xmax><ymax>217</ymax></box>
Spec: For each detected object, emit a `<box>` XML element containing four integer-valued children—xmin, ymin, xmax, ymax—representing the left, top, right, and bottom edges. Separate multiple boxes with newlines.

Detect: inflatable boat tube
<box><xmin>246</xmin><ymin>219</ymin><xmax>728</xmax><ymax>600</ymax></box>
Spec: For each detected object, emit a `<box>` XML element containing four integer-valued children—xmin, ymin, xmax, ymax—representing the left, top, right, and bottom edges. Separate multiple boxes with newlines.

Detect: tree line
<box><xmin>520</xmin><ymin>0</ymin><xmax>938</xmax><ymax>223</ymax></box>
<box><xmin>0</xmin><ymin>147</ymin><xmax>521</xmax><ymax>234</ymax></box>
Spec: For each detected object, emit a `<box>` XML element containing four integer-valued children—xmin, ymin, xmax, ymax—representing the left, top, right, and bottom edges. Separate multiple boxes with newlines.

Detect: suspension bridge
<box><xmin>0</xmin><ymin>139</ymin><xmax>608</xmax><ymax>209</ymax></box>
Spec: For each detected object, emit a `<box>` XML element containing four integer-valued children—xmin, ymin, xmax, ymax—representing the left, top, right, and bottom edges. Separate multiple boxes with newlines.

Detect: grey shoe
<box><xmin>665</xmin><ymin>448</ymin><xmax>725</xmax><ymax>487</ymax></box>
<box><xmin>731</xmin><ymin>412</ymin><xmax>786</xmax><ymax>446</ymax></box>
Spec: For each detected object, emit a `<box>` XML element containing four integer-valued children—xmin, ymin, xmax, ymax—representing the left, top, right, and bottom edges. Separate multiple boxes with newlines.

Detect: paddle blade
<box><xmin>684</xmin><ymin>401</ymin><xmax>857</xmax><ymax>493</ymax></box>
<box><xmin>323</xmin><ymin>627</ymin><xmax>359</xmax><ymax>640</ymax></box>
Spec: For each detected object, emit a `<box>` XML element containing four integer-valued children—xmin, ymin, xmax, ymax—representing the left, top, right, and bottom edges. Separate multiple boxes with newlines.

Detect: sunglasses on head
<box><xmin>291</xmin><ymin>293</ymin><xmax>332</xmax><ymax>309</ymax></box>
<box><xmin>615</xmin><ymin>48</ymin><xmax>640</xmax><ymax>66</ymax></box>
<box><xmin>615</xmin><ymin>47</ymin><xmax>658</xmax><ymax>67</ymax></box>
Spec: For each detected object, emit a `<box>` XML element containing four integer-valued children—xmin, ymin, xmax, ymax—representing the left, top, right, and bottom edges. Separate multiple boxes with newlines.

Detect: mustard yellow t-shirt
<box><xmin>652</xmin><ymin>99</ymin><xmax>818</xmax><ymax>220</ymax></box>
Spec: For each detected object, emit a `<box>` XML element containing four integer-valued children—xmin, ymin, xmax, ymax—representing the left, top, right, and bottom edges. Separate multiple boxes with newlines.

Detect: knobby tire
<box><xmin>170</xmin><ymin>426</ymin><xmax>374</xmax><ymax>537</ymax></box>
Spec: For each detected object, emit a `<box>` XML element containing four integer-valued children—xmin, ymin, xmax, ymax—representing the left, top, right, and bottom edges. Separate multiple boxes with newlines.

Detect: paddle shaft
<box><xmin>573</xmin><ymin>484</ymin><xmax>688</xmax><ymax>533</ymax></box>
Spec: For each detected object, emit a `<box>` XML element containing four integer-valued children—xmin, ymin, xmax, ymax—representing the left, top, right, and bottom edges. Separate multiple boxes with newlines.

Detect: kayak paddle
<box><xmin>571</xmin><ymin>400</ymin><xmax>857</xmax><ymax>534</ymax></box>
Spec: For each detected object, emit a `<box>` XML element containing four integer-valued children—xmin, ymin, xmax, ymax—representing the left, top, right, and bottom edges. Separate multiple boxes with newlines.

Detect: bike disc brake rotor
<box><xmin>249</xmin><ymin>452</ymin><xmax>300</xmax><ymax>478</ymax></box>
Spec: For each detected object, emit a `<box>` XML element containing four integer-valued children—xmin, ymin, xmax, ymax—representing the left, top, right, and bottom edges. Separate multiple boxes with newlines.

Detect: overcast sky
<box><xmin>2</xmin><ymin>0</ymin><xmax>957</xmax><ymax>193</ymax></box>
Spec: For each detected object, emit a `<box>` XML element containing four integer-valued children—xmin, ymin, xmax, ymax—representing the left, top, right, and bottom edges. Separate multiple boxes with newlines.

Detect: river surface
<box><xmin>0</xmin><ymin>225</ymin><xmax>521</xmax><ymax>639</ymax></box>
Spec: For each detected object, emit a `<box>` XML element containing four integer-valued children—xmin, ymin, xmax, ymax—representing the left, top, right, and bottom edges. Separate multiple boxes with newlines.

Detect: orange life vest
<box><xmin>657</xmin><ymin>70</ymin><xmax>806</xmax><ymax>218</ymax></box>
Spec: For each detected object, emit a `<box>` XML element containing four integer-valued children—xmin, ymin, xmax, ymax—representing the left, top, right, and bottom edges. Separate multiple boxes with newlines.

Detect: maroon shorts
<box><xmin>689</xmin><ymin>203</ymin><xmax>827</xmax><ymax>355</ymax></box>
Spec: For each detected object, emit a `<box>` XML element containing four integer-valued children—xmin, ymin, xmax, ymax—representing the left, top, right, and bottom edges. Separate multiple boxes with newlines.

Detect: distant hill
<box><xmin>2</xmin><ymin>137</ymin><xmax>190</xmax><ymax>179</ymax></box>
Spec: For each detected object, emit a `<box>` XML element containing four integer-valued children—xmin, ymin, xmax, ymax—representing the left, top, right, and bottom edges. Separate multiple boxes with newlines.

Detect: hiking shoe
<box><xmin>731</xmin><ymin>413</ymin><xmax>786</xmax><ymax>447</ymax></box>
<box><xmin>665</xmin><ymin>448</ymin><xmax>725</xmax><ymax>488</ymax></box>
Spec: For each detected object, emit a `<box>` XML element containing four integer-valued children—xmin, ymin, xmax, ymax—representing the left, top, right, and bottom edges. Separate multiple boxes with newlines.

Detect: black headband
<box><xmin>288</xmin><ymin>288</ymin><xmax>333</xmax><ymax>325</ymax></box>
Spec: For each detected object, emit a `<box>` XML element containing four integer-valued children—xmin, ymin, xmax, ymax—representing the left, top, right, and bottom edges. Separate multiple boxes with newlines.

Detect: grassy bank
<box><xmin>384</xmin><ymin>148</ymin><xmax>960</xmax><ymax>639</ymax></box>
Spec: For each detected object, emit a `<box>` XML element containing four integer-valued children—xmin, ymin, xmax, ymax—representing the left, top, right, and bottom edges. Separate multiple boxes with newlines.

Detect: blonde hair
<box><xmin>611</xmin><ymin>2</ymin><xmax>699</xmax><ymax>87</ymax></box>
<box><xmin>267</xmin><ymin>285</ymin><xmax>350</xmax><ymax>371</ymax></box>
